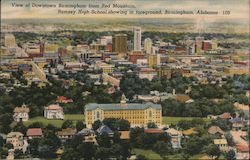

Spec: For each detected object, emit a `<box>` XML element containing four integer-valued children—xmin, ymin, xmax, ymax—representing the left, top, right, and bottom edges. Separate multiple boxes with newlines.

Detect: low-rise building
<box><xmin>26</xmin><ymin>128</ymin><xmax>43</xmax><ymax>139</ymax></box>
<box><xmin>235</xmin><ymin>144</ymin><xmax>249</xmax><ymax>160</ymax></box>
<box><xmin>213</xmin><ymin>138</ymin><xmax>229</xmax><ymax>152</ymax></box>
<box><xmin>139</xmin><ymin>68</ymin><xmax>157</xmax><ymax>81</ymax></box>
<box><xmin>13</xmin><ymin>104</ymin><xmax>30</xmax><ymax>122</ymax></box>
<box><xmin>44</xmin><ymin>104</ymin><xmax>64</xmax><ymax>120</ymax></box>
<box><xmin>208</xmin><ymin>126</ymin><xmax>224</xmax><ymax>137</ymax></box>
<box><xmin>85</xmin><ymin>94</ymin><xmax>162</xmax><ymax>128</ymax></box>
<box><xmin>6</xmin><ymin>132</ymin><xmax>24</xmax><ymax>150</ymax></box>
<box><xmin>77</xmin><ymin>128</ymin><xmax>97</xmax><ymax>144</ymax></box>
<box><xmin>166</xmin><ymin>128</ymin><xmax>182</xmax><ymax>148</ymax></box>
<box><xmin>57</xmin><ymin>128</ymin><xmax>76</xmax><ymax>141</ymax></box>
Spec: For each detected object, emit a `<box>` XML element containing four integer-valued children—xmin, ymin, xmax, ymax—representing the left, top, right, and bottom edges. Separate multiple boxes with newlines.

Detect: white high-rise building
<box><xmin>133</xmin><ymin>27</ymin><xmax>141</xmax><ymax>51</ymax></box>
<box><xmin>5</xmin><ymin>34</ymin><xmax>16</xmax><ymax>48</ymax></box>
<box><xmin>144</xmin><ymin>38</ymin><xmax>152</xmax><ymax>54</ymax></box>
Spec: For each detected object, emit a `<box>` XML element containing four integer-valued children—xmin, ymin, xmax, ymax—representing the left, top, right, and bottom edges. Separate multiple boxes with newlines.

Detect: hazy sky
<box><xmin>1</xmin><ymin>0</ymin><xmax>249</xmax><ymax>20</ymax></box>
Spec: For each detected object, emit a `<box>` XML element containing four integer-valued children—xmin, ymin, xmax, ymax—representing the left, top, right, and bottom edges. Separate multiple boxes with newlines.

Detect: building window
<box><xmin>149</xmin><ymin>111</ymin><xmax>152</xmax><ymax>118</ymax></box>
<box><xmin>96</xmin><ymin>111</ymin><xmax>100</xmax><ymax>119</ymax></box>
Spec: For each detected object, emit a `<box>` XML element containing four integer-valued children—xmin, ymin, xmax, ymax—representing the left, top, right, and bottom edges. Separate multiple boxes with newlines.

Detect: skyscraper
<box><xmin>195</xmin><ymin>36</ymin><xmax>204</xmax><ymax>54</ymax></box>
<box><xmin>134</xmin><ymin>27</ymin><xmax>141</xmax><ymax>51</ymax></box>
<box><xmin>5</xmin><ymin>34</ymin><xmax>16</xmax><ymax>48</ymax></box>
<box><xmin>112</xmin><ymin>34</ymin><xmax>127</xmax><ymax>57</ymax></box>
<box><xmin>144</xmin><ymin>38</ymin><xmax>152</xmax><ymax>54</ymax></box>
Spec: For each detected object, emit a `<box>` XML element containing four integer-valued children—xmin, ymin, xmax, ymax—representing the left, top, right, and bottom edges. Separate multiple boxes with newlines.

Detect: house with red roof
<box><xmin>56</xmin><ymin>96</ymin><xmax>73</xmax><ymax>104</ymax></box>
<box><xmin>44</xmin><ymin>104</ymin><xmax>64</xmax><ymax>120</ymax></box>
<box><xmin>236</xmin><ymin>144</ymin><xmax>249</xmax><ymax>160</ymax></box>
<box><xmin>218</xmin><ymin>112</ymin><xmax>232</xmax><ymax>120</ymax></box>
<box><xmin>144</xmin><ymin>129</ymin><xmax>164</xmax><ymax>134</ymax></box>
<box><xmin>26</xmin><ymin>128</ymin><xmax>43</xmax><ymax>139</ymax></box>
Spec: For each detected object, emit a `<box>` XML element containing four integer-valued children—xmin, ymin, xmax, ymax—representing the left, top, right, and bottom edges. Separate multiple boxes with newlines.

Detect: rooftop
<box><xmin>214</xmin><ymin>138</ymin><xmax>228</xmax><ymax>145</ymax></box>
<box><xmin>26</xmin><ymin>128</ymin><xmax>43</xmax><ymax>137</ymax></box>
<box><xmin>46</xmin><ymin>104</ymin><xmax>63</xmax><ymax>110</ymax></box>
<box><xmin>208</xmin><ymin>126</ymin><xmax>224</xmax><ymax>135</ymax></box>
<box><xmin>85</xmin><ymin>102</ymin><xmax>161</xmax><ymax>111</ymax></box>
<box><xmin>144</xmin><ymin>129</ymin><xmax>164</xmax><ymax>134</ymax></box>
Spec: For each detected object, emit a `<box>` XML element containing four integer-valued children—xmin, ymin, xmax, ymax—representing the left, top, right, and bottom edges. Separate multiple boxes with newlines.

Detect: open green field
<box><xmin>12</xmin><ymin>115</ymin><xmax>210</xmax><ymax>128</ymax></box>
<box><xmin>132</xmin><ymin>148</ymin><xmax>162</xmax><ymax>160</ymax></box>
<box><xmin>12</xmin><ymin>114</ymin><xmax>84</xmax><ymax>128</ymax></box>
<box><xmin>132</xmin><ymin>149</ymin><xmax>209</xmax><ymax>160</ymax></box>
<box><xmin>163</xmin><ymin>117</ymin><xmax>211</xmax><ymax>125</ymax></box>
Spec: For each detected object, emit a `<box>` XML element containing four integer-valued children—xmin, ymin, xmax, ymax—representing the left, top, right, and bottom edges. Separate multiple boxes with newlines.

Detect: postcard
<box><xmin>0</xmin><ymin>0</ymin><xmax>249</xmax><ymax>159</ymax></box>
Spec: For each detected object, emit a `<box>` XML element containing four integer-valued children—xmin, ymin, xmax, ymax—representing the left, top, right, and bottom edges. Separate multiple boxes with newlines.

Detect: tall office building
<box><xmin>195</xmin><ymin>36</ymin><xmax>204</xmax><ymax>54</ymax></box>
<box><xmin>5</xmin><ymin>34</ymin><xmax>16</xmax><ymax>48</ymax></box>
<box><xmin>144</xmin><ymin>38</ymin><xmax>152</xmax><ymax>54</ymax></box>
<box><xmin>112</xmin><ymin>34</ymin><xmax>127</xmax><ymax>57</ymax></box>
<box><xmin>134</xmin><ymin>27</ymin><xmax>141</xmax><ymax>51</ymax></box>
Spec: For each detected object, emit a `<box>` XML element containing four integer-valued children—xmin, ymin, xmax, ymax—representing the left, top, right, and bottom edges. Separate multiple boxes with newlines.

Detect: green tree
<box><xmin>147</xmin><ymin>122</ymin><xmax>157</xmax><ymax>128</ymax></box>
<box><xmin>204</xmin><ymin>144</ymin><xmax>221</xmax><ymax>160</ymax></box>
<box><xmin>225</xmin><ymin>149</ymin><xmax>236</xmax><ymax>160</ymax></box>
<box><xmin>61</xmin><ymin>120</ymin><xmax>74</xmax><ymax>129</ymax></box>
<box><xmin>97</xmin><ymin>132</ymin><xmax>112</xmax><ymax>148</ymax></box>
<box><xmin>136</xmin><ymin>155</ymin><xmax>148</xmax><ymax>160</ymax></box>
<box><xmin>95</xmin><ymin>147</ymin><xmax>110</xmax><ymax>159</ymax></box>
<box><xmin>0</xmin><ymin>135</ymin><xmax>5</xmax><ymax>147</ymax></box>
<box><xmin>13</xmin><ymin>121</ymin><xmax>27</xmax><ymax>134</ymax></box>
<box><xmin>92</xmin><ymin>120</ymin><xmax>102</xmax><ymax>131</ymax></box>
<box><xmin>75</xmin><ymin>121</ymin><xmax>85</xmax><ymax>132</ymax></box>
<box><xmin>153</xmin><ymin>141</ymin><xmax>171</xmax><ymax>156</ymax></box>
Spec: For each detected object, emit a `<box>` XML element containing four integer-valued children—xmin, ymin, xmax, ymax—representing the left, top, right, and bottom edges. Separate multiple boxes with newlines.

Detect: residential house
<box><xmin>182</xmin><ymin>128</ymin><xmax>197</xmax><ymax>137</ymax></box>
<box><xmin>119</xmin><ymin>131</ymin><xmax>130</xmax><ymax>140</ymax></box>
<box><xmin>56</xmin><ymin>128</ymin><xmax>76</xmax><ymax>141</ymax></box>
<box><xmin>44</xmin><ymin>104</ymin><xmax>64</xmax><ymax>120</ymax></box>
<box><xmin>56</xmin><ymin>96</ymin><xmax>73</xmax><ymax>104</ymax></box>
<box><xmin>26</xmin><ymin>128</ymin><xmax>43</xmax><ymax>139</ymax></box>
<box><xmin>97</xmin><ymin>125</ymin><xmax>114</xmax><ymax>137</ymax></box>
<box><xmin>144</xmin><ymin>129</ymin><xmax>165</xmax><ymax>134</ymax></box>
<box><xmin>6</xmin><ymin>132</ymin><xmax>26</xmax><ymax>151</ymax></box>
<box><xmin>235</xmin><ymin>144</ymin><xmax>249</xmax><ymax>160</ymax></box>
<box><xmin>213</xmin><ymin>138</ymin><xmax>229</xmax><ymax>152</ymax></box>
<box><xmin>139</xmin><ymin>68</ymin><xmax>157</xmax><ymax>81</ymax></box>
<box><xmin>208</xmin><ymin>126</ymin><xmax>224</xmax><ymax>137</ymax></box>
<box><xmin>229</xmin><ymin>117</ymin><xmax>245</xmax><ymax>131</ymax></box>
<box><xmin>218</xmin><ymin>112</ymin><xmax>232</xmax><ymax>120</ymax></box>
<box><xmin>166</xmin><ymin>128</ymin><xmax>182</xmax><ymax>148</ymax></box>
<box><xmin>77</xmin><ymin>128</ymin><xmax>97</xmax><ymax>144</ymax></box>
<box><xmin>13</xmin><ymin>104</ymin><xmax>30</xmax><ymax>122</ymax></box>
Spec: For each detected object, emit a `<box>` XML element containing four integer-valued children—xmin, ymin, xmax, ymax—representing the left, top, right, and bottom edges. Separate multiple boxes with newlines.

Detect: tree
<box><xmin>147</xmin><ymin>122</ymin><xmax>157</xmax><ymax>128</ymax></box>
<box><xmin>77</xmin><ymin>142</ymin><xmax>96</xmax><ymax>159</ymax></box>
<box><xmin>13</xmin><ymin>121</ymin><xmax>27</xmax><ymax>134</ymax></box>
<box><xmin>204</xmin><ymin>144</ymin><xmax>221</xmax><ymax>160</ymax></box>
<box><xmin>116</xmin><ymin>119</ymin><xmax>130</xmax><ymax>131</ymax></box>
<box><xmin>0</xmin><ymin>135</ymin><xmax>5</xmax><ymax>147</ymax></box>
<box><xmin>97</xmin><ymin>132</ymin><xmax>112</xmax><ymax>148</ymax></box>
<box><xmin>225</xmin><ymin>149</ymin><xmax>236</xmax><ymax>160</ymax></box>
<box><xmin>95</xmin><ymin>147</ymin><xmax>110</xmax><ymax>159</ymax></box>
<box><xmin>62</xmin><ymin>120</ymin><xmax>73</xmax><ymax>129</ymax></box>
<box><xmin>153</xmin><ymin>141</ymin><xmax>171</xmax><ymax>156</ymax></box>
<box><xmin>28</xmin><ymin>122</ymin><xmax>44</xmax><ymax>128</ymax></box>
<box><xmin>14</xmin><ymin>149</ymin><xmax>24</xmax><ymax>159</ymax></box>
<box><xmin>136</xmin><ymin>155</ymin><xmax>148</xmax><ymax>160</ymax></box>
<box><xmin>75</xmin><ymin>121</ymin><xmax>85</xmax><ymax>132</ymax></box>
<box><xmin>5</xmin><ymin>143</ymin><xmax>14</xmax><ymax>149</ymax></box>
<box><xmin>61</xmin><ymin>148</ymin><xmax>80</xmax><ymax>160</ymax></box>
<box><xmin>92</xmin><ymin>120</ymin><xmax>102</xmax><ymax>131</ymax></box>
<box><xmin>183</xmin><ymin>136</ymin><xmax>203</xmax><ymax>155</ymax></box>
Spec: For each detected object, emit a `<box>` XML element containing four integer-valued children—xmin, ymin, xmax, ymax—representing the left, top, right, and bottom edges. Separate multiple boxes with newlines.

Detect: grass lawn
<box><xmin>12</xmin><ymin>115</ymin><xmax>210</xmax><ymax>128</ymax></box>
<box><xmin>163</xmin><ymin>117</ymin><xmax>211</xmax><ymax>125</ymax></box>
<box><xmin>12</xmin><ymin>114</ymin><xmax>84</xmax><ymax>128</ymax></box>
<box><xmin>132</xmin><ymin>148</ymin><xmax>162</xmax><ymax>160</ymax></box>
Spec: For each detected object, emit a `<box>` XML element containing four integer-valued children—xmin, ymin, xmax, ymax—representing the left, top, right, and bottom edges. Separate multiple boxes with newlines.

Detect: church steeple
<box><xmin>120</xmin><ymin>93</ymin><xmax>127</xmax><ymax>106</ymax></box>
